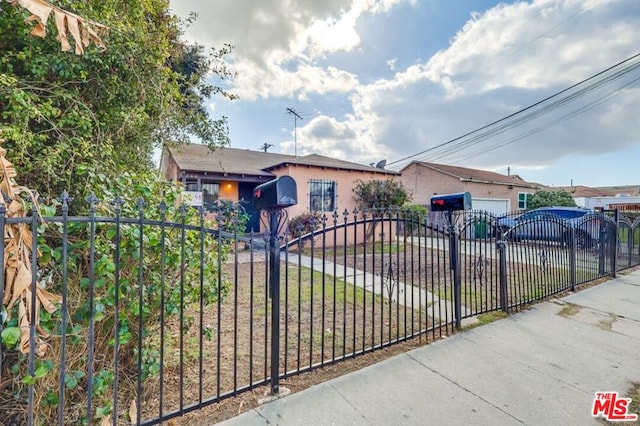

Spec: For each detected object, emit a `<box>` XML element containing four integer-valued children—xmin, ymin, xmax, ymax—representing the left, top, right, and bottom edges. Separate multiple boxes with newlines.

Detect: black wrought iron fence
<box><xmin>2</xmin><ymin>202</ymin><xmax>640</xmax><ymax>425</ymax></box>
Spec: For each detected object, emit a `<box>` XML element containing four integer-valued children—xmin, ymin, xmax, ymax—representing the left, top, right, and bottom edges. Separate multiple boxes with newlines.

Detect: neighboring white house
<box><xmin>575</xmin><ymin>195</ymin><xmax>640</xmax><ymax>211</ymax></box>
<box><xmin>557</xmin><ymin>185</ymin><xmax>640</xmax><ymax>212</ymax></box>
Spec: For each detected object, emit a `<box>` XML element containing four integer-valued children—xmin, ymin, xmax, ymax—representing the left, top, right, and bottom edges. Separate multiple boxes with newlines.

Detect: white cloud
<box><xmin>289</xmin><ymin>0</ymin><xmax>640</xmax><ymax>174</ymax></box>
<box><xmin>231</xmin><ymin>62</ymin><xmax>359</xmax><ymax>100</ymax></box>
<box><xmin>171</xmin><ymin>0</ymin><xmax>640</xmax><ymax>184</ymax></box>
<box><xmin>386</xmin><ymin>58</ymin><xmax>397</xmax><ymax>71</ymax></box>
<box><xmin>423</xmin><ymin>0</ymin><xmax>639</xmax><ymax>96</ymax></box>
<box><xmin>170</xmin><ymin>0</ymin><xmax>415</xmax><ymax>100</ymax></box>
<box><xmin>280</xmin><ymin>114</ymin><xmax>389</xmax><ymax>163</ymax></box>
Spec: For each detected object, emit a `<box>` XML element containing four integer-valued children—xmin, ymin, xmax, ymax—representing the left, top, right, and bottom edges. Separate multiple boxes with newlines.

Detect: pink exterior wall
<box><xmin>273</xmin><ymin>164</ymin><xmax>395</xmax><ymax>219</ymax></box>
<box><xmin>399</xmin><ymin>163</ymin><xmax>532</xmax><ymax>211</ymax></box>
<box><xmin>270</xmin><ymin>165</ymin><xmax>398</xmax><ymax>244</ymax></box>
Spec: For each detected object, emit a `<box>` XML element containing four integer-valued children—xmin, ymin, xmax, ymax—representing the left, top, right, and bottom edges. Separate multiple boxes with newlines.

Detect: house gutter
<box><xmin>459</xmin><ymin>177</ymin><xmax>540</xmax><ymax>190</ymax></box>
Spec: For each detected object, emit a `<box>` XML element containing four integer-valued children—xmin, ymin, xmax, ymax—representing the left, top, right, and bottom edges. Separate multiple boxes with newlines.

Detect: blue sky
<box><xmin>169</xmin><ymin>0</ymin><xmax>640</xmax><ymax>188</ymax></box>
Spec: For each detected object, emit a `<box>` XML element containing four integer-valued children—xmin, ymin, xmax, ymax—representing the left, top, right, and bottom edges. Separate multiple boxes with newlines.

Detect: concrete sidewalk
<box><xmin>218</xmin><ymin>269</ymin><xmax>640</xmax><ymax>426</ymax></box>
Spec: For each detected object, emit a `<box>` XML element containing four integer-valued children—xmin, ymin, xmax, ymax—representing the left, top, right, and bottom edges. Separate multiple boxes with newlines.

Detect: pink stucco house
<box><xmin>160</xmin><ymin>144</ymin><xmax>398</xmax><ymax>232</ymax></box>
<box><xmin>399</xmin><ymin>161</ymin><xmax>540</xmax><ymax>215</ymax></box>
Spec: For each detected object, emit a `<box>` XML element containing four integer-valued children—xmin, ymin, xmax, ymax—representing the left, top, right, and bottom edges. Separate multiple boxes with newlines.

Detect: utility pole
<box><xmin>259</xmin><ymin>142</ymin><xmax>274</xmax><ymax>152</ymax></box>
<box><xmin>286</xmin><ymin>108</ymin><xmax>303</xmax><ymax>158</ymax></box>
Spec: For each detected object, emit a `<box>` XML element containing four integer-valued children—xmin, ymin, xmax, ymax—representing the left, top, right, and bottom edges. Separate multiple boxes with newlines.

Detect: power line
<box><xmin>424</xmin><ymin>59</ymin><xmax>640</xmax><ymax>164</ymax></box>
<box><xmin>492</xmin><ymin>0</ymin><xmax>597</xmax><ymax>67</ymax></box>
<box><xmin>386</xmin><ymin>52</ymin><xmax>640</xmax><ymax>170</ymax></box>
<box><xmin>422</xmin><ymin>60</ymin><xmax>640</xmax><ymax>164</ymax></box>
<box><xmin>449</xmin><ymin>74</ymin><xmax>640</xmax><ymax>165</ymax></box>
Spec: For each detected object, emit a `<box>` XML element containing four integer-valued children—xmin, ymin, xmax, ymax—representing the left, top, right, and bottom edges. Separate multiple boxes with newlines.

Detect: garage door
<box><xmin>472</xmin><ymin>198</ymin><xmax>510</xmax><ymax>215</ymax></box>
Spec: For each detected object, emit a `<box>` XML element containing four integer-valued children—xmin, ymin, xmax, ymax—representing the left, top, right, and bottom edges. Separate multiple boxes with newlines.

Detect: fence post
<box><xmin>268</xmin><ymin>211</ymin><xmax>282</xmax><ymax>395</ymax></box>
<box><xmin>628</xmin><ymin>225</ymin><xmax>633</xmax><ymax>269</ymax></box>
<box><xmin>598</xmin><ymin>223</ymin><xmax>606</xmax><ymax>275</ymax></box>
<box><xmin>569</xmin><ymin>227</ymin><xmax>576</xmax><ymax>291</ymax></box>
<box><xmin>497</xmin><ymin>240</ymin><xmax>508</xmax><ymax>313</ymax></box>
<box><xmin>611</xmin><ymin>209</ymin><xmax>619</xmax><ymax>278</ymax></box>
<box><xmin>252</xmin><ymin>176</ymin><xmax>297</xmax><ymax>396</ymax></box>
<box><xmin>448</xmin><ymin>212</ymin><xmax>462</xmax><ymax>330</ymax></box>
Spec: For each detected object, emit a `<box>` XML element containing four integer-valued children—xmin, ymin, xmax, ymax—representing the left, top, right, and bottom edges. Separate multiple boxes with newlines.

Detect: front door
<box><xmin>238</xmin><ymin>182</ymin><xmax>261</xmax><ymax>233</ymax></box>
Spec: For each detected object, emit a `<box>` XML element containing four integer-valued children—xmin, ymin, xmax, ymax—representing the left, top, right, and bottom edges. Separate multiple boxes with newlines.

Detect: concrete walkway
<box><xmin>230</xmin><ymin>249</ymin><xmax>456</xmax><ymax>318</ymax></box>
<box><xmin>290</xmin><ymin>254</ymin><xmax>473</xmax><ymax>321</ymax></box>
<box><xmin>218</xmin><ymin>268</ymin><xmax>640</xmax><ymax>425</ymax></box>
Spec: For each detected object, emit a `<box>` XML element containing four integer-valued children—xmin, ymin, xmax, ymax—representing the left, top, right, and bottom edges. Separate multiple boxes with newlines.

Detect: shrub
<box><xmin>0</xmin><ymin>171</ymin><xmax>230</xmax><ymax>424</ymax></box>
<box><xmin>528</xmin><ymin>190</ymin><xmax>576</xmax><ymax>209</ymax></box>
<box><xmin>352</xmin><ymin>179</ymin><xmax>411</xmax><ymax>212</ymax></box>
<box><xmin>210</xmin><ymin>199</ymin><xmax>251</xmax><ymax>234</ymax></box>
<box><xmin>400</xmin><ymin>205</ymin><xmax>428</xmax><ymax>236</ymax></box>
<box><xmin>288</xmin><ymin>211</ymin><xmax>323</xmax><ymax>241</ymax></box>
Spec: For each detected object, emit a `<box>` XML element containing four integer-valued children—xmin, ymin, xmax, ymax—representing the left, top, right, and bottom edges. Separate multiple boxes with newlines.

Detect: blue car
<box><xmin>496</xmin><ymin>206</ymin><xmax>598</xmax><ymax>248</ymax></box>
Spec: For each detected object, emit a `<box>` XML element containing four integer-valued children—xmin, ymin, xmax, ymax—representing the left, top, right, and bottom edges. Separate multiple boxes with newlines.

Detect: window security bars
<box><xmin>309</xmin><ymin>180</ymin><xmax>336</xmax><ymax>212</ymax></box>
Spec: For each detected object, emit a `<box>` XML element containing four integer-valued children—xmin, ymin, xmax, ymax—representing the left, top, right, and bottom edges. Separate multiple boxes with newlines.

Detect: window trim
<box><xmin>518</xmin><ymin>192</ymin><xmax>531</xmax><ymax>210</ymax></box>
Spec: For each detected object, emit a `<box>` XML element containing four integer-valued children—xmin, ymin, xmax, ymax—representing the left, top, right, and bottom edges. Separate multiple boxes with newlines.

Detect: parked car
<box><xmin>496</xmin><ymin>206</ymin><xmax>599</xmax><ymax>248</ymax></box>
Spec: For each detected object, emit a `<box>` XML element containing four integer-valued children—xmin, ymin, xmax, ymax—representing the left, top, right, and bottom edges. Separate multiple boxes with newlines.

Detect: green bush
<box><xmin>353</xmin><ymin>179</ymin><xmax>411</xmax><ymax>212</ymax></box>
<box><xmin>211</xmin><ymin>199</ymin><xmax>250</xmax><ymax>234</ymax></box>
<box><xmin>528</xmin><ymin>190</ymin><xmax>576</xmax><ymax>209</ymax></box>
<box><xmin>400</xmin><ymin>205</ymin><xmax>428</xmax><ymax>236</ymax></box>
<box><xmin>1</xmin><ymin>171</ymin><xmax>230</xmax><ymax>424</ymax></box>
<box><xmin>288</xmin><ymin>211</ymin><xmax>324</xmax><ymax>241</ymax></box>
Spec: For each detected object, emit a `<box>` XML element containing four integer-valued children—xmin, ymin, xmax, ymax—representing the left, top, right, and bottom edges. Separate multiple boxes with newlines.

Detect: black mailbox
<box><xmin>430</xmin><ymin>192</ymin><xmax>472</xmax><ymax>212</ymax></box>
<box><xmin>253</xmin><ymin>176</ymin><xmax>297</xmax><ymax>211</ymax></box>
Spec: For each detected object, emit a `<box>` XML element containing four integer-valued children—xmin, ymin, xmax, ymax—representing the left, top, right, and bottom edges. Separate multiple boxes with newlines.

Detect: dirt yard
<box><xmin>138</xmin><ymin>251</ymin><xmax>442</xmax><ymax>425</ymax></box>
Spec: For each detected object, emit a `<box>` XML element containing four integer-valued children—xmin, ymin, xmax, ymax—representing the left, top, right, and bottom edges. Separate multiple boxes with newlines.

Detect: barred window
<box><xmin>309</xmin><ymin>180</ymin><xmax>336</xmax><ymax>212</ymax></box>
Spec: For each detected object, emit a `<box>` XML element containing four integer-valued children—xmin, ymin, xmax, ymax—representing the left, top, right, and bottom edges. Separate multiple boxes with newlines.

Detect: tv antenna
<box><xmin>286</xmin><ymin>108</ymin><xmax>303</xmax><ymax>157</ymax></box>
<box><xmin>259</xmin><ymin>142</ymin><xmax>274</xmax><ymax>152</ymax></box>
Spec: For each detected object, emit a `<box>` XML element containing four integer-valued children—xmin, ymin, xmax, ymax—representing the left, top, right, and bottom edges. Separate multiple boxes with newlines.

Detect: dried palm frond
<box><xmin>0</xmin><ymin>134</ymin><xmax>61</xmax><ymax>356</ymax></box>
<box><xmin>6</xmin><ymin>0</ymin><xmax>107</xmax><ymax>54</ymax></box>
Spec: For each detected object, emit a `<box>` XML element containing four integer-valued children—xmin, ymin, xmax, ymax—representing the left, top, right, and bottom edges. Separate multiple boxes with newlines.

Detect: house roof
<box><xmin>165</xmin><ymin>144</ymin><xmax>398</xmax><ymax>177</ymax></box>
<box><xmin>264</xmin><ymin>153</ymin><xmax>398</xmax><ymax>174</ymax></box>
<box><xmin>554</xmin><ymin>185</ymin><xmax>618</xmax><ymax>198</ymax></box>
<box><xmin>404</xmin><ymin>161</ymin><xmax>539</xmax><ymax>188</ymax></box>
<box><xmin>593</xmin><ymin>185</ymin><xmax>640</xmax><ymax>196</ymax></box>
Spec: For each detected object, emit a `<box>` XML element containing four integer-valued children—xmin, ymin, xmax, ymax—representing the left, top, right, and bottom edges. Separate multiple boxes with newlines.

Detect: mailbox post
<box><xmin>430</xmin><ymin>192</ymin><xmax>471</xmax><ymax>329</ymax></box>
<box><xmin>253</xmin><ymin>176</ymin><xmax>297</xmax><ymax>395</ymax></box>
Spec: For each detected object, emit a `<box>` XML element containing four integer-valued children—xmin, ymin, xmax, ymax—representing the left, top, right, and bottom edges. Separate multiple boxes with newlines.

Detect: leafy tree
<box><xmin>352</xmin><ymin>179</ymin><xmax>411</xmax><ymax>211</ymax></box>
<box><xmin>0</xmin><ymin>3</ymin><xmax>235</xmax><ymax>423</ymax></box>
<box><xmin>0</xmin><ymin>0</ymin><xmax>235</xmax><ymax>201</ymax></box>
<box><xmin>1</xmin><ymin>169</ymin><xmax>231</xmax><ymax>425</ymax></box>
<box><xmin>353</xmin><ymin>179</ymin><xmax>411</xmax><ymax>241</ymax></box>
<box><xmin>528</xmin><ymin>189</ymin><xmax>577</xmax><ymax>209</ymax></box>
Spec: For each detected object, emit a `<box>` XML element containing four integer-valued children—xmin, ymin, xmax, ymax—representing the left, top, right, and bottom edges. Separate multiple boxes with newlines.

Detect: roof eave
<box><xmin>179</xmin><ymin>169</ymin><xmax>276</xmax><ymax>179</ymax></box>
<box><xmin>264</xmin><ymin>162</ymin><xmax>399</xmax><ymax>175</ymax></box>
<box><xmin>459</xmin><ymin>178</ymin><xmax>539</xmax><ymax>189</ymax></box>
